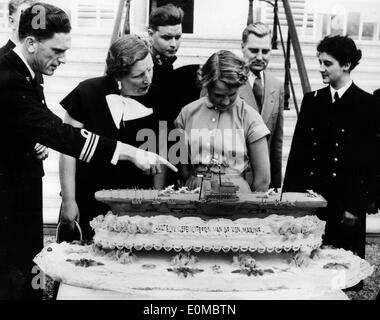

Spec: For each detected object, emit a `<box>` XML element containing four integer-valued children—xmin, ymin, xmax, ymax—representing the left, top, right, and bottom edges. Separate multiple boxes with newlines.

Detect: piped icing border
<box><xmin>91</xmin><ymin>213</ymin><xmax>326</xmax><ymax>253</ymax></box>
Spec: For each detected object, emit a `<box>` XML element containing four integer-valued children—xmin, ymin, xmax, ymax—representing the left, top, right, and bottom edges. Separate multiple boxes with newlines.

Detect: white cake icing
<box><xmin>91</xmin><ymin>213</ymin><xmax>326</xmax><ymax>253</ymax></box>
<box><xmin>34</xmin><ymin>242</ymin><xmax>373</xmax><ymax>293</ymax></box>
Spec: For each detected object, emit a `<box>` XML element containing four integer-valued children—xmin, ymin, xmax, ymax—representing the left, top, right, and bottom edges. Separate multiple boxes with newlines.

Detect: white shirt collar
<box><xmin>105</xmin><ymin>94</ymin><xmax>153</xmax><ymax>129</ymax></box>
<box><xmin>248</xmin><ymin>71</ymin><xmax>264</xmax><ymax>88</ymax></box>
<box><xmin>330</xmin><ymin>80</ymin><xmax>353</xmax><ymax>102</ymax></box>
<box><xmin>13</xmin><ymin>45</ymin><xmax>36</xmax><ymax>79</ymax></box>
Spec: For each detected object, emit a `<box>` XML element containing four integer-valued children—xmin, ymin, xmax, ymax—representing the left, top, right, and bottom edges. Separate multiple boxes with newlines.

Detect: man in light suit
<box><xmin>240</xmin><ymin>22</ymin><xmax>284</xmax><ymax>190</ymax></box>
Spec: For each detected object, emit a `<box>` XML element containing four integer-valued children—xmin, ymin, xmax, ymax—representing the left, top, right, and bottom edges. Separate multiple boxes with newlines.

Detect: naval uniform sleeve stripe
<box><xmin>79</xmin><ymin>130</ymin><xmax>92</xmax><ymax>162</ymax></box>
<box><xmin>83</xmin><ymin>133</ymin><xmax>96</xmax><ymax>163</ymax></box>
<box><xmin>86</xmin><ymin>134</ymin><xmax>99</xmax><ymax>163</ymax></box>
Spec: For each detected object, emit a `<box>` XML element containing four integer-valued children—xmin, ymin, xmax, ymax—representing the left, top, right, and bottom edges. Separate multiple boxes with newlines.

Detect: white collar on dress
<box><xmin>105</xmin><ymin>94</ymin><xmax>153</xmax><ymax>129</ymax></box>
<box><xmin>13</xmin><ymin>45</ymin><xmax>36</xmax><ymax>80</ymax></box>
<box><xmin>204</xmin><ymin>95</ymin><xmax>242</xmax><ymax>111</ymax></box>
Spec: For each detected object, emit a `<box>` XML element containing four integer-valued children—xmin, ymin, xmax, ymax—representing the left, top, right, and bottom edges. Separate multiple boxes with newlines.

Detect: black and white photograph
<box><xmin>0</xmin><ymin>0</ymin><xmax>379</xmax><ymax>307</ymax></box>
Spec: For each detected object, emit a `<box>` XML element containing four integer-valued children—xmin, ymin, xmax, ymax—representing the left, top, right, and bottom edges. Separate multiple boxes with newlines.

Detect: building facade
<box><xmin>1</xmin><ymin>0</ymin><xmax>380</xmax><ymax>42</ymax></box>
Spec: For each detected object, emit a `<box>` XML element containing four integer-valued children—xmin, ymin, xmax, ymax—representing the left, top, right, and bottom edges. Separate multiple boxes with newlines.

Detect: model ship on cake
<box><xmin>95</xmin><ymin>159</ymin><xmax>327</xmax><ymax>218</ymax></box>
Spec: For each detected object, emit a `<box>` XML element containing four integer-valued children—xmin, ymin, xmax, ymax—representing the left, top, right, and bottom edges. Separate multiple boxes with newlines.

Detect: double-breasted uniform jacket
<box><xmin>239</xmin><ymin>71</ymin><xmax>284</xmax><ymax>189</ymax></box>
<box><xmin>0</xmin><ymin>39</ymin><xmax>45</xmax><ymax>89</ymax></box>
<box><xmin>283</xmin><ymin>84</ymin><xmax>380</xmax><ymax>257</ymax></box>
<box><xmin>0</xmin><ymin>40</ymin><xmax>46</xmax><ymax>157</ymax></box>
<box><xmin>0</xmin><ymin>50</ymin><xmax>117</xmax><ymax>299</ymax></box>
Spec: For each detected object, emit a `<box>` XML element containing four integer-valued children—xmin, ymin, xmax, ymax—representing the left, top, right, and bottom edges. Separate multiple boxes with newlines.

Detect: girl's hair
<box><xmin>201</xmin><ymin>50</ymin><xmax>249</xmax><ymax>89</ymax></box>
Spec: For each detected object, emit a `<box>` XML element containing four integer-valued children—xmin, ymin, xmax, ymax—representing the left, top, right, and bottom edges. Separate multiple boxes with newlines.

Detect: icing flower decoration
<box><xmin>89</xmin><ymin>215</ymin><xmax>105</xmax><ymax>230</ymax></box>
<box><xmin>113</xmin><ymin>220</ymin><xmax>127</xmax><ymax>232</ymax></box>
<box><xmin>138</xmin><ymin>220</ymin><xmax>154</xmax><ymax>234</ymax></box>
<box><xmin>167</xmin><ymin>253</ymin><xmax>203</xmax><ymax>278</ymax></box>
<box><xmin>232</xmin><ymin>254</ymin><xmax>274</xmax><ymax>277</ymax></box>
<box><xmin>278</xmin><ymin>222</ymin><xmax>293</xmax><ymax>236</ymax></box>
<box><xmin>290</xmin><ymin>223</ymin><xmax>302</xmax><ymax>234</ymax></box>
<box><xmin>301</xmin><ymin>217</ymin><xmax>316</xmax><ymax>235</ymax></box>
<box><xmin>127</xmin><ymin>223</ymin><xmax>139</xmax><ymax>234</ymax></box>
<box><xmin>289</xmin><ymin>251</ymin><xmax>310</xmax><ymax>268</ymax></box>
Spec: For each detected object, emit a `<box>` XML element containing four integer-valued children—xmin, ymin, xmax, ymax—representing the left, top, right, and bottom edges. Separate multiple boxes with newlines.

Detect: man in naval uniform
<box><xmin>283</xmin><ymin>35</ymin><xmax>380</xmax><ymax>274</ymax></box>
<box><xmin>1</xmin><ymin>0</ymin><xmax>49</xmax><ymax>162</ymax></box>
<box><xmin>0</xmin><ymin>2</ymin><xmax>176</xmax><ymax>300</ymax></box>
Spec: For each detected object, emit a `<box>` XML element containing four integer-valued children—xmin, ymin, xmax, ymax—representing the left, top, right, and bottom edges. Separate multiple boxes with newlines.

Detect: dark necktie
<box><xmin>334</xmin><ymin>91</ymin><xmax>339</xmax><ymax>103</ymax></box>
<box><xmin>253</xmin><ymin>73</ymin><xmax>263</xmax><ymax>112</ymax></box>
<box><xmin>32</xmin><ymin>73</ymin><xmax>45</xmax><ymax>101</ymax></box>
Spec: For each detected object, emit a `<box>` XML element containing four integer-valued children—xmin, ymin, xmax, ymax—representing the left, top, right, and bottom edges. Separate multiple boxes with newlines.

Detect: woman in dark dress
<box><xmin>59</xmin><ymin>35</ymin><xmax>166</xmax><ymax>240</ymax></box>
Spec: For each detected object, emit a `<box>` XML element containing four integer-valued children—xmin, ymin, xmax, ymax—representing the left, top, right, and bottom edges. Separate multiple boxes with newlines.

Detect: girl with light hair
<box><xmin>175</xmin><ymin>50</ymin><xmax>271</xmax><ymax>192</ymax></box>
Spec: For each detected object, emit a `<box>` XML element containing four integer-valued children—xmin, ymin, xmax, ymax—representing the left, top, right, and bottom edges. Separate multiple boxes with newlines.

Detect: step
<box><xmin>367</xmin><ymin>214</ymin><xmax>380</xmax><ymax>234</ymax></box>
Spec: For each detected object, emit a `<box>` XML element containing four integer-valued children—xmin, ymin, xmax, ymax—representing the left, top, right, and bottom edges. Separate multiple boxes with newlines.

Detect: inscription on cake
<box><xmin>153</xmin><ymin>224</ymin><xmax>262</xmax><ymax>235</ymax></box>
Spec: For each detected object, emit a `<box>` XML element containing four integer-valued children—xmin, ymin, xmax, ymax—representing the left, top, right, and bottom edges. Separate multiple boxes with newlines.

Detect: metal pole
<box><xmin>275</xmin><ymin>6</ymin><xmax>300</xmax><ymax>115</ymax></box>
<box><xmin>247</xmin><ymin>0</ymin><xmax>254</xmax><ymax>25</ymax></box>
<box><xmin>122</xmin><ymin>0</ymin><xmax>131</xmax><ymax>35</ymax></box>
<box><xmin>282</xmin><ymin>0</ymin><xmax>311</xmax><ymax>94</ymax></box>
<box><xmin>284</xmin><ymin>31</ymin><xmax>291</xmax><ymax>110</ymax></box>
<box><xmin>110</xmin><ymin>0</ymin><xmax>127</xmax><ymax>45</ymax></box>
<box><xmin>271</xmin><ymin>0</ymin><xmax>278</xmax><ymax>49</ymax></box>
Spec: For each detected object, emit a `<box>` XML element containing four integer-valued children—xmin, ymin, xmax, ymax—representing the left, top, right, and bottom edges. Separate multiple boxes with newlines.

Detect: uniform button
<box><xmin>211</xmin><ymin>118</ymin><xmax>216</xmax><ymax>123</ymax></box>
<box><xmin>332</xmin><ymin>173</ymin><xmax>337</xmax><ymax>178</ymax></box>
